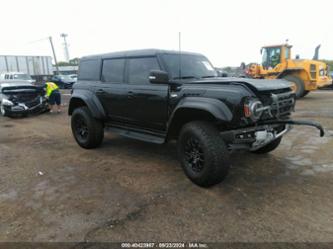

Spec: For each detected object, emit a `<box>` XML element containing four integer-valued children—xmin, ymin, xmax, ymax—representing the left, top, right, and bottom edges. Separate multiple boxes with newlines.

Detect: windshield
<box><xmin>162</xmin><ymin>54</ymin><xmax>217</xmax><ymax>79</ymax></box>
<box><xmin>262</xmin><ymin>47</ymin><xmax>281</xmax><ymax>68</ymax></box>
<box><xmin>13</xmin><ymin>74</ymin><xmax>32</xmax><ymax>80</ymax></box>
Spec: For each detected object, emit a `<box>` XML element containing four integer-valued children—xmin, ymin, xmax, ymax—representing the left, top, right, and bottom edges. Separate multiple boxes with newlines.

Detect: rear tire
<box><xmin>251</xmin><ymin>137</ymin><xmax>282</xmax><ymax>154</ymax></box>
<box><xmin>283</xmin><ymin>75</ymin><xmax>305</xmax><ymax>99</ymax></box>
<box><xmin>178</xmin><ymin>121</ymin><xmax>230</xmax><ymax>187</ymax></box>
<box><xmin>71</xmin><ymin>106</ymin><xmax>104</xmax><ymax>149</ymax></box>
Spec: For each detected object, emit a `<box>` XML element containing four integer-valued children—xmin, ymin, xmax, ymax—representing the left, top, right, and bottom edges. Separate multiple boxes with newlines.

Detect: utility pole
<box><xmin>49</xmin><ymin>36</ymin><xmax>59</xmax><ymax>75</ymax></box>
<box><xmin>60</xmin><ymin>33</ymin><xmax>70</xmax><ymax>62</ymax></box>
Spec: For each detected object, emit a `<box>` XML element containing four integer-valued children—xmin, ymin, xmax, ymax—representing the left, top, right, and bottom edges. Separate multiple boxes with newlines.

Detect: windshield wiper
<box><xmin>173</xmin><ymin>76</ymin><xmax>199</xmax><ymax>80</ymax></box>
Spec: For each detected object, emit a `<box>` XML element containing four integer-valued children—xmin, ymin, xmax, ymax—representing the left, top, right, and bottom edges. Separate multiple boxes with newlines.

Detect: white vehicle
<box><xmin>69</xmin><ymin>74</ymin><xmax>78</xmax><ymax>81</ymax></box>
<box><xmin>0</xmin><ymin>72</ymin><xmax>35</xmax><ymax>84</ymax></box>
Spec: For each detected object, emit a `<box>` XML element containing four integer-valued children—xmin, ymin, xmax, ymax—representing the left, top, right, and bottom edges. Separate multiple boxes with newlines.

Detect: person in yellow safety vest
<box><xmin>44</xmin><ymin>82</ymin><xmax>61</xmax><ymax>113</ymax></box>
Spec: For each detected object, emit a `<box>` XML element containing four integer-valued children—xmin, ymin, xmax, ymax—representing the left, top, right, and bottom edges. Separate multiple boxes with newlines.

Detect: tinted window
<box><xmin>162</xmin><ymin>54</ymin><xmax>217</xmax><ymax>79</ymax></box>
<box><xmin>78</xmin><ymin>59</ymin><xmax>100</xmax><ymax>80</ymax></box>
<box><xmin>101</xmin><ymin>59</ymin><xmax>125</xmax><ymax>83</ymax></box>
<box><xmin>128</xmin><ymin>57</ymin><xmax>160</xmax><ymax>84</ymax></box>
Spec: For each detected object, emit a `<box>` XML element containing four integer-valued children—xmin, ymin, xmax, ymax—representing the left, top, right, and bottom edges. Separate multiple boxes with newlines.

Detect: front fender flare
<box><xmin>169</xmin><ymin>97</ymin><xmax>233</xmax><ymax>123</ymax></box>
<box><xmin>69</xmin><ymin>89</ymin><xmax>106</xmax><ymax>119</ymax></box>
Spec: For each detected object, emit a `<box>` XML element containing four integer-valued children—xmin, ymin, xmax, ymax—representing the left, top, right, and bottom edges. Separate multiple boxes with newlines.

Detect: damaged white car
<box><xmin>0</xmin><ymin>81</ymin><xmax>49</xmax><ymax>117</ymax></box>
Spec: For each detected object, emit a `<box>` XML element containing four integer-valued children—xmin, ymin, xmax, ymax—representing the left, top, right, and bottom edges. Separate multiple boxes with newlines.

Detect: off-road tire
<box><xmin>283</xmin><ymin>75</ymin><xmax>305</xmax><ymax>99</ymax></box>
<box><xmin>178</xmin><ymin>121</ymin><xmax>230</xmax><ymax>187</ymax></box>
<box><xmin>251</xmin><ymin>137</ymin><xmax>282</xmax><ymax>154</ymax></box>
<box><xmin>71</xmin><ymin>106</ymin><xmax>104</xmax><ymax>149</ymax></box>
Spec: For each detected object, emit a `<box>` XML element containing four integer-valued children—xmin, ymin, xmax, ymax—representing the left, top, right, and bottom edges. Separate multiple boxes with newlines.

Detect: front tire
<box><xmin>251</xmin><ymin>137</ymin><xmax>282</xmax><ymax>154</ymax></box>
<box><xmin>71</xmin><ymin>106</ymin><xmax>104</xmax><ymax>149</ymax></box>
<box><xmin>178</xmin><ymin>121</ymin><xmax>230</xmax><ymax>187</ymax></box>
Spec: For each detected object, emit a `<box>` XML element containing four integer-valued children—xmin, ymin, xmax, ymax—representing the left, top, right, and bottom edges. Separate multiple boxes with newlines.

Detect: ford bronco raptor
<box><xmin>69</xmin><ymin>49</ymin><xmax>324</xmax><ymax>187</ymax></box>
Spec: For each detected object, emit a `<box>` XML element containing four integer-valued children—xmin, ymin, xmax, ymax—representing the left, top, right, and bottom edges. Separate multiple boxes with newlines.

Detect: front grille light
<box><xmin>244</xmin><ymin>99</ymin><xmax>264</xmax><ymax>121</ymax></box>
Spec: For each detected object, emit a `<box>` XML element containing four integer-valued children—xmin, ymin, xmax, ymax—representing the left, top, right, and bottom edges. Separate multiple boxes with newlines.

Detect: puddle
<box><xmin>2</xmin><ymin>124</ymin><xmax>14</xmax><ymax>128</ymax></box>
<box><xmin>0</xmin><ymin>189</ymin><xmax>17</xmax><ymax>201</ymax></box>
<box><xmin>300</xmin><ymin>169</ymin><xmax>315</xmax><ymax>176</ymax></box>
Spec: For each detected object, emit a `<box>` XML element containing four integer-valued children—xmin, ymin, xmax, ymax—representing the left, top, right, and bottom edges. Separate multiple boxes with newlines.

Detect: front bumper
<box><xmin>3</xmin><ymin>98</ymin><xmax>48</xmax><ymax>115</ymax></box>
<box><xmin>221</xmin><ymin>119</ymin><xmax>324</xmax><ymax>151</ymax></box>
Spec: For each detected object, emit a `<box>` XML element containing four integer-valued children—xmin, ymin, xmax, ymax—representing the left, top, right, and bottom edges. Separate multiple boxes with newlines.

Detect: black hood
<box><xmin>181</xmin><ymin>77</ymin><xmax>292</xmax><ymax>92</ymax></box>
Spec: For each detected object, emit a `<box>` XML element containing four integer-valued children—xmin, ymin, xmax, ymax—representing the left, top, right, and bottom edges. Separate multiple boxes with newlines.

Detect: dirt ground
<box><xmin>0</xmin><ymin>90</ymin><xmax>332</xmax><ymax>243</ymax></box>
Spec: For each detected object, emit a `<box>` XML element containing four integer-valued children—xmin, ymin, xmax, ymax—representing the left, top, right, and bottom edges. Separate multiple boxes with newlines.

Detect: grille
<box><xmin>270</xmin><ymin>92</ymin><xmax>295</xmax><ymax>117</ymax></box>
<box><xmin>310</xmin><ymin>64</ymin><xmax>317</xmax><ymax>79</ymax></box>
<box><xmin>260</xmin><ymin>91</ymin><xmax>295</xmax><ymax>120</ymax></box>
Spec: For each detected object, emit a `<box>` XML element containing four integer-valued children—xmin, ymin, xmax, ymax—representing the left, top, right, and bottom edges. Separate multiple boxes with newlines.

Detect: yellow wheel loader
<box><xmin>245</xmin><ymin>44</ymin><xmax>332</xmax><ymax>98</ymax></box>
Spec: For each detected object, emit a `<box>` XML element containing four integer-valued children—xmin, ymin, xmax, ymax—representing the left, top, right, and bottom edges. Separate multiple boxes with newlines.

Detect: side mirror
<box><xmin>149</xmin><ymin>70</ymin><xmax>169</xmax><ymax>84</ymax></box>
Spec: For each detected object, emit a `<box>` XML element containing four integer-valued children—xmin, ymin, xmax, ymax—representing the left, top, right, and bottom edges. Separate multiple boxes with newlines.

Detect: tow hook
<box><xmin>259</xmin><ymin>120</ymin><xmax>325</xmax><ymax>137</ymax></box>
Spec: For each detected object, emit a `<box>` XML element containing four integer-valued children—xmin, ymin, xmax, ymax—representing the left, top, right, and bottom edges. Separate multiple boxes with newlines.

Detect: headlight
<box><xmin>1</xmin><ymin>99</ymin><xmax>14</xmax><ymax>106</ymax></box>
<box><xmin>244</xmin><ymin>99</ymin><xmax>264</xmax><ymax>121</ymax></box>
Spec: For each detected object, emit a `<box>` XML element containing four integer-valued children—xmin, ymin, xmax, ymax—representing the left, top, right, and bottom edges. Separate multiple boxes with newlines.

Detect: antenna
<box><xmin>178</xmin><ymin>32</ymin><xmax>182</xmax><ymax>79</ymax></box>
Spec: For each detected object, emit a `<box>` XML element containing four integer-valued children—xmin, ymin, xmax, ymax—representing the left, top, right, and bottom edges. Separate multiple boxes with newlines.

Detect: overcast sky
<box><xmin>0</xmin><ymin>0</ymin><xmax>332</xmax><ymax>66</ymax></box>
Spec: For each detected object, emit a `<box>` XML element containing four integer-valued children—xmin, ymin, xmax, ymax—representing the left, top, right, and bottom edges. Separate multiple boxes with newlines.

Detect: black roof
<box><xmin>81</xmin><ymin>49</ymin><xmax>204</xmax><ymax>60</ymax></box>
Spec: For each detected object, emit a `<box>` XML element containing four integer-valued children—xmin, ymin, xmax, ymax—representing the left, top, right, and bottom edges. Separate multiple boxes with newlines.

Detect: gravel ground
<box><xmin>0</xmin><ymin>90</ymin><xmax>332</xmax><ymax>243</ymax></box>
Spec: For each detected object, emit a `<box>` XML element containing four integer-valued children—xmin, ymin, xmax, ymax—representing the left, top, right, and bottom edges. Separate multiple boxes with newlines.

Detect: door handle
<box><xmin>96</xmin><ymin>89</ymin><xmax>106</xmax><ymax>94</ymax></box>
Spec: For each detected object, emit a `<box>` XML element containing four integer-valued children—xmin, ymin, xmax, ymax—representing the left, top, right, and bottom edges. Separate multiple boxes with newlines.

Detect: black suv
<box><xmin>69</xmin><ymin>49</ymin><xmax>324</xmax><ymax>187</ymax></box>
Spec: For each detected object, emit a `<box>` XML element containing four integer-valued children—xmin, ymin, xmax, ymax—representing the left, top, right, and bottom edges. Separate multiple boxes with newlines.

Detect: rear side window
<box><xmin>101</xmin><ymin>58</ymin><xmax>125</xmax><ymax>83</ymax></box>
<box><xmin>78</xmin><ymin>59</ymin><xmax>100</xmax><ymax>80</ymax></box>
<box><xmin>128</xmin><ymin>57</ymin><xmax>160</xmax><ymax>84</ymax></box>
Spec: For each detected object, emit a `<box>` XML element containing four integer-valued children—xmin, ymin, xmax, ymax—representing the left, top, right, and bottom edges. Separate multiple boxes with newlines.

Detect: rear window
<box><xmin>78</xmin><ymin>59</ymin><xmax>100</xmax><ymax>80</ymax></box>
